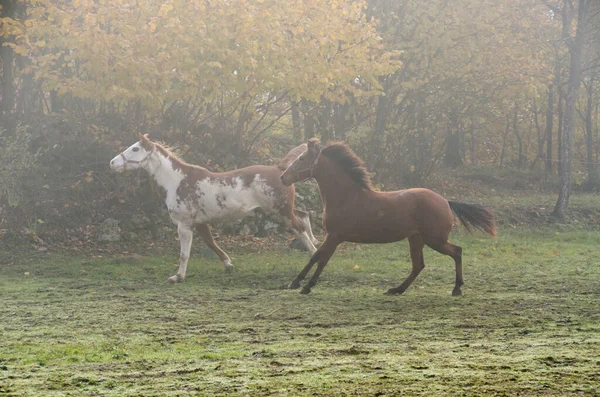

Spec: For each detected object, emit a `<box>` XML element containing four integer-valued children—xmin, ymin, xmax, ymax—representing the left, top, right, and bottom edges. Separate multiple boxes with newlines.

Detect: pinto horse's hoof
<box><xmin>384</xmin><ymin>287</ymin><xmax>405</xmax><ymax>295</ymax></box>
<box><xmin>452</xmin><ymin>288</ymin><xmax>462</xmax><ymax>296</ymax></box>
<box><xmin>224</xmin><ymin>260</ymin><xmax>234</xmax><ymax>273</ymax></box>
<box><xmin>168</xmin><ymin>275</ymin><xmax>184</xmax><ymax>283</ymax></box>
<box><xmin>299</xmin><ymin>286</ymin><xmax>312</xmax><ymax>295</ymax></box>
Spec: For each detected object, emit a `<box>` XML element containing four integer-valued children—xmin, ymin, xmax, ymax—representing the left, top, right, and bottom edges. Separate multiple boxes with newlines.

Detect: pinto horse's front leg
<box><xmin>168</xmin><ymin>223</ymin><xmax>194</xmax><ymax>283</ymax></box>
<box><xmin>195</xmin><ymin>224</ymin><xmax>233</xmax><ymax>272</ymax></box>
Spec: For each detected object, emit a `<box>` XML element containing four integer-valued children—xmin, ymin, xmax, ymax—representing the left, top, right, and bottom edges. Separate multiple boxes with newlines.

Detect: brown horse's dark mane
<box><xmin>322</xmin><ymin>142</ymin><xmax>373</xmax><ymax>191</ymax></box>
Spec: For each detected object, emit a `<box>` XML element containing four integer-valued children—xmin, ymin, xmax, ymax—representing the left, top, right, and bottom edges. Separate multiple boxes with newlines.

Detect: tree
<box><xmin>0</xmin><ymin>0</ymin><xmax>21</xmax><ymax>134</ymax></box>
<box><xmin>550</xmin><ymin>0</ymin><xmax>590</xmax><ymax>220</ymax></box>
<box><xmin>1</xmin><ymin>0</ymin><xmax>400</xmax><ymax>165</ymax></box>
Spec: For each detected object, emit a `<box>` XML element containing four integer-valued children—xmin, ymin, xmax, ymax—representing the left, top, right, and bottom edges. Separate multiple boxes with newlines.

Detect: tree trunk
<box><xmin>470</xmin><ymin>123</ymin><xmax>478</xmax><ymax>166</ymax></box>
<box><xmin>584</xmin><ymin>71</ymin><xmax>596</xmax><ymax>190</ymax></box>
<box><xmin>370</xmin><ymin>92</ymin><xmax>389</xmax><ymax>167</ymax></box>
<box><xmin>513</xmin><ymin>102</ymin><xmax>525</xmax><ymax>169</ymax></box>
<box><xmin>553</xmin><ymin>0</ymin><xmax>588</xmax><ymax>220</ymax></box>
<box><xmin>302</xmin><ymin>101</ymin><xmax>315</xmax><ymax>140</ymax></box>
<box><xmin>17</xmin><ymin>69</ymin><xmax>35</xmax><ymax>115</ymax></box>
<box><xmin>499</xmin><ymin>115</ymin><xmax>510</xmax><ymax>168</ymax></box>
<box><xmin>532</xmin><ymin>96</ymin><xmax>545</xmax><ymax>169</ymax></box>
<box><xmin>444</xmin><ymin>115</ymin><xmax>463</xmax><ymax>169</ymax></box>
<box><xmin>557</xmin><ymin>60</ymin><xmax>564</xmax><ymax>175</ymax></box>
<box><xmin>594</xmin><ymin>93</ymin><xmax>600</xmax><ymax>163</ymax></box>
<box><xmin>0</xmin><ymin>0</ymin><xmax>17</xmax><ymax>134</ymax></box>
<box><xmin>318</xmin><ymin>99</ymin><xmax>333</xmax><ymax>142</ymax></box>
<box><xmin>545</xmin><ymin>83</ymin><xmax>554</xmax><ymax>173</ymax></box>
<box><xmin>1</xmin><ymin>45</ymin><xmax>15</xmax><ymax>113</ymax></box>
<box><xmin>291</xmin><ymin>102</ymin><xmax>302</xmax><ymax>141</ymax></box>
<box><xmin>333</xmin><ymin>100</ymin><xmax>352</xmax><ymax>141</ymax></box>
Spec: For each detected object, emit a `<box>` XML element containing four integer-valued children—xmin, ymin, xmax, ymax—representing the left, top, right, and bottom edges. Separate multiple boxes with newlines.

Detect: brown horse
<box><xmin>280</xmin><ymin>138</ymin><xmax>496</xmax><ymax>296</ymax></box>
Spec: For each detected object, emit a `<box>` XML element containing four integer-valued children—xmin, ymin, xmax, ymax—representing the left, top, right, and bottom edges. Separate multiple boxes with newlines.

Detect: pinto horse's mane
<box><xmin>151</xmin><ymin>140</ymin><xmax>202</xmax><ymax>172</ymax></box>
<box><xmin>278</xmin><ymin>143</ymin><xmax>307</xmax><ymax>171</ymax></box>
<box><xmin>322</xmin><ymin>142</ymin><xmax>373</xmax><ymax>191</ymax></box>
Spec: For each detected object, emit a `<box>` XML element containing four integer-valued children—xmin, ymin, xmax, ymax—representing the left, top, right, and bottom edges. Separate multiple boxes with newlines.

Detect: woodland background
<box><xmin>1</xmin><ymin>0</ymin><xmax>600</xmax><ymax>253</ymax></box>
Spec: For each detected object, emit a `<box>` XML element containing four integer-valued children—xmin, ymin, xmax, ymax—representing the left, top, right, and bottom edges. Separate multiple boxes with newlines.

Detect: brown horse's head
<box><xmin>280</xmin><ymin>138</ymin><xmax>321</xmax><ymax>186</ymax></box>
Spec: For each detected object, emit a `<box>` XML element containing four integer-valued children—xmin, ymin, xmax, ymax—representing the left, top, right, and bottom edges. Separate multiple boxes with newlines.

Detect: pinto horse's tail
<box><xmin>277</xmin><ymin>143</ymin><xmax>308</xmax><ymax>171</ymax></box>
<box><xmin>448</xmin><ymin>201</ymin><xmax>496</xmax><ymax>236</ymax></box>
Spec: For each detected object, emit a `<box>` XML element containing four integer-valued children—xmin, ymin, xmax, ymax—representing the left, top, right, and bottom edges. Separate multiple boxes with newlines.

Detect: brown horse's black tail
<box><xmin>448</xmin><ymin>201</ymin><xmax>496</xmax><ymax>236</ymax></box>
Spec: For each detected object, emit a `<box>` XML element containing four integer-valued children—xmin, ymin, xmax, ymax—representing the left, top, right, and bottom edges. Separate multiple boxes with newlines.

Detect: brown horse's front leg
<box><xmin>299</xmin><ymin>235</ymin><xmax>340</xmax><ymax>294</ymax></box>
<box><xmin>287</xmin><ymin>250</ymin><xmax>321</xmax><ymax>289</ymax></box>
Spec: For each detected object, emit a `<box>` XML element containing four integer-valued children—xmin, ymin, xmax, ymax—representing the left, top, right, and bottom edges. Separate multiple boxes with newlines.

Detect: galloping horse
<box><xmin>110</xmin><ymin>134</ymin><xmax>318</xmax><ymax>283</ymax></box>
<box><xmin>280</xmin><ymin>138</ymin><xmax>496</xmax><ymax>296</ymax></box>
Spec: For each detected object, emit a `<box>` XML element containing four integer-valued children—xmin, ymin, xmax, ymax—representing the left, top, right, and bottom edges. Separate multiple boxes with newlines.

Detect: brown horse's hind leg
<box><xmin>429</xmin><ymin>241</ymin><xmax>463</xmax><ymax>296</ymax></box>
<box><xmin>196</xmin><ymin>224</ymin><xmax>233</xmax><ymax>272</ymax></box>
<box><xmin>385</xmin><ymin>234</ymin><xmax>425</xmax><ymax>295</ymax></box>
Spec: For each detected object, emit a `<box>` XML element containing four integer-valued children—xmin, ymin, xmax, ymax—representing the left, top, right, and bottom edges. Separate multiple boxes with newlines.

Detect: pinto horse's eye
<box><xmin>132</xmin><ymin>147</ymin><xmax>140</xmax><ymax>152</ymax></box>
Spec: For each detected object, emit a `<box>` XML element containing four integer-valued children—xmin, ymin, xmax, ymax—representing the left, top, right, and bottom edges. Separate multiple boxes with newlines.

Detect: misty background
<box><xmin>1</xmin><ymin>0</ymin><xmax>599</xmax><ymax>253</ymax></box>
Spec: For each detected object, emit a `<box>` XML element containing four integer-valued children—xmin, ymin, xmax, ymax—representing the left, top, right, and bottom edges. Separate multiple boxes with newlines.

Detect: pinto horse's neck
<box><xmin>312</xmin><ymin>155</ymin><xmax>362</xmax><ymax>209</ymax></box>
<box><xmin>144</xmin><ymin>148</ymin><xmax>190</xmax><ymax>193</ymax></box>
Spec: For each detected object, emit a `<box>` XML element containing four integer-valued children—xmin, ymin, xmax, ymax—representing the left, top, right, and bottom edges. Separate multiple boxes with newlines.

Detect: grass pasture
<box><xmin>1</xmin><ymin>228</ymin><xmax>600</xmax><ymax>396</ymax></box>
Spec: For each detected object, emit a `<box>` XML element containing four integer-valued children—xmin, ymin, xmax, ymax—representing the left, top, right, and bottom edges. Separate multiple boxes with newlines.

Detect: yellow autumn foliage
<box><xmin>6</xmin><ymin>0</ymin><xmax>400</xmax><ymax>107</ymax></box>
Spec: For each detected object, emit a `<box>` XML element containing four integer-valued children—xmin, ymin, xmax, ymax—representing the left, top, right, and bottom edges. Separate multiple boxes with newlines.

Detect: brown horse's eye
<box><xmin>132</xmin><ymin>147</ymin><xmax>140</xmax><ymax>152</ymax></box>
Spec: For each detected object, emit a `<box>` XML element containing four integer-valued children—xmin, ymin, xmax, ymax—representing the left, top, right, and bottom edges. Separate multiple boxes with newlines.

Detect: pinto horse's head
<box><xmin>110</xmin><ymin>134</ymin><xmax>155</xmax><ymax>173</ymax></box>
<box><xmin>280</xmin><ymin>138</ymin><xmax>322</xmax><ymax>186</ymax></box>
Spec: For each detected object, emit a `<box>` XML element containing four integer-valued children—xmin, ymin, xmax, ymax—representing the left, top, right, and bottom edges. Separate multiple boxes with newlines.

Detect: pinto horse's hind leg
<box><xmin>385</xmin><ymin>234</ymin><xmax>425</xmax><ymax>295</ymax></box>
<box><xmin>283</xmin><ymin>211</ymin><xmax>317</xmax><ymax>255</ymax></box>
<box><xmin>196</xmin><ymin>224</ymin><xmax>233</xmax><ymax>272</ymax></box>
<box><xmin>294</xmin><ymin>209</ymin><xmax>319</xmax><ymax>245</ymax></box>
<box><xmin>168</xmin><ymin>223</ymin><xmax>194</xmax><ymax>283</ymax></box>
<box><xmin>429</xmin><ymin>241</ymin><xmax>463</xmax><ymax>296</ymax></box>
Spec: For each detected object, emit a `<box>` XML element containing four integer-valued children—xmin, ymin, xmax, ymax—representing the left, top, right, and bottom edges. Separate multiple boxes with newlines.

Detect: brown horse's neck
<box><xmin>313</xmin><ymin>156</ymin><xmax>362</xmax><ymax>208</ymax></box>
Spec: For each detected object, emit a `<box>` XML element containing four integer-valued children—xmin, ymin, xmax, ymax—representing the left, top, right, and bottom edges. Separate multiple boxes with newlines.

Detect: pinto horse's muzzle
<box><xmin>280</xmin><ymin>150</ymin><xmax>322</xmax><ymax>186</ymax></box>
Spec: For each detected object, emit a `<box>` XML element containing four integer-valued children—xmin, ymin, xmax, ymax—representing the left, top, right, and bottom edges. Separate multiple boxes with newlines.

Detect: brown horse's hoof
<box><xmin>384</xmin><ymin>287</ymin><xmax>404</xmax><ymax>295</ymax></box>
<box><xmin>287</xmin><ymin>281</ymin><xmax>301</xmax><ymax>290</ymax></box>
<box><xmin>452</xmin><ymin>288</ymin><xmax>462</xmax><ymax>296</ymax></box>
<box><xmin>300</xmin><ymin>286</ymin><xmax>312</xmax><ymax>295</ymax></box>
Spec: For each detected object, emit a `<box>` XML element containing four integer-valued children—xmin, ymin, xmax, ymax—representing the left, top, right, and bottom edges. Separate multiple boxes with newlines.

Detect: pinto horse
<box><xmin>110</xmin><ymin>134</ymin><xmax>318</xmax><ymax>282</ymax></box>
<box><xmin>280</xmin><ymin>138</ymin><xmax>496</xmax><ymax>296</ymax></box>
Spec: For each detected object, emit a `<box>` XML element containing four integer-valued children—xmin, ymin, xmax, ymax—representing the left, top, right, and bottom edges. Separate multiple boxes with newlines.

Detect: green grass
<box><xmin>1</xmin><ymin>228</ymin><xmax>600</xmax><ymax>396</ymax></box>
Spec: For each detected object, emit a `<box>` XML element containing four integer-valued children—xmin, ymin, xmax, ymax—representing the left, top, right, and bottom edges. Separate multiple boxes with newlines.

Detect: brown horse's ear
<box><xmin>307</xmin><ymin>137</ymin><xmax>321</xmax><ymax>153</ymax></box>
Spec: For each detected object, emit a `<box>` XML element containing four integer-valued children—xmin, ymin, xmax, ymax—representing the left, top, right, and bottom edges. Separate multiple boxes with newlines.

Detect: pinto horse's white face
<box><xmin>281</xmin><ymin>138</ymin><xmax>321</xmax><ymax>186</ymax></box>
<box><xmin>110</xmin><ymin>138</ymin><xmax>154</xmax><ymax>173</ymax></box>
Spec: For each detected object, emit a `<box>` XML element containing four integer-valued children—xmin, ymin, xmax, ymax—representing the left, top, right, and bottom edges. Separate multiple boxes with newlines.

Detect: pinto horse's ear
<box><xmin>139</xmin><ymin>133</ymin><xmax>153</xmax><ymax>151</ymax></box>
<box><xmin>307</xmin><ymin>138</ymin><xmax>321</xmax><ymax>153</ymax></box>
